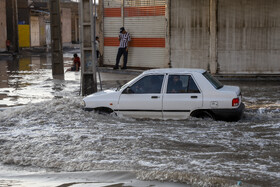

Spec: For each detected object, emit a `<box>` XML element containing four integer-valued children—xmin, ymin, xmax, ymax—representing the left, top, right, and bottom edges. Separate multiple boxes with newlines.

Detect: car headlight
<box><xmin>82</xmin><ymin>100</ymin><xmax>86</xmax><ymax>108</ymax></box>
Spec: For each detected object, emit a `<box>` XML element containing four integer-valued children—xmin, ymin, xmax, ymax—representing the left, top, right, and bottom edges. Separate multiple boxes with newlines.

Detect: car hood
<box><xmin>220</xmin><ymin>85</ymin><xmax>241</xmax><ymax>95</ymax></box>
<box><xmin>83</xmin><ymin>89</ymin><xmax>118</xmax><ymax>100</ymax></box>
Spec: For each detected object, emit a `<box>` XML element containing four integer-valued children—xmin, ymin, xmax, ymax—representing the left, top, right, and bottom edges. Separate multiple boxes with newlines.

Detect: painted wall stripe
<box><xmin>124</xmin><ymin>6</ymin><xmax>165</xmax><ymax>17</ymax></box>
<box><xmin>104</xmin><ymin>6</ymin><xmax>165</xmax><ymax>17</ymax></box>
<box><xmin>104</xmin><ymin>37</ymin><xmax>165</xmax><ymax>48</ymax></box>
<box><xmin>104</xmin><ymin>8</ymin><xmax>121</xmax><ymax>17</ymax></box>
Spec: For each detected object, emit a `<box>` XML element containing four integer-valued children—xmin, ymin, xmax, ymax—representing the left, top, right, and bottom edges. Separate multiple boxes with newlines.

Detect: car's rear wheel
<box><xmin>191</xmin><ymin>110</ymin><xmax>215</xmax><ymax>120</ymax></box>
<box><xmin>201</xmin><ymin>111</ymin><xmax>215</xmax><ymax>120</ymax></box>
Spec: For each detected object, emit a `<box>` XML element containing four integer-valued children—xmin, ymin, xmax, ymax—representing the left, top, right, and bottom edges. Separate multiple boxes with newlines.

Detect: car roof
<box><xmin>142</xmin><ymin>68</ymin><xmax>206</xmax><ymax>75</ymax></box>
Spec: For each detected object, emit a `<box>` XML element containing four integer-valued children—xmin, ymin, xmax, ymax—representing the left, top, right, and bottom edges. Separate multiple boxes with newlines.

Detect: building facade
<box><xmin>102</xmin><ymin>0</ymin><xmax>167</xmax><ymax>68</ymax></box>
<box><xmin>5</xmin><ymin>0</ymin><xmax>78</xmax><ymax>50</ymax></box>
<box><xmin>100</xmin><ymin>0</ymin><xmax>280</xmax><ymax>74</ymax></box>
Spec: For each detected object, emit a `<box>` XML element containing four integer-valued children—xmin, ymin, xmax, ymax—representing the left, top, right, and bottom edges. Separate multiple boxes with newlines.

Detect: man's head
<box><xmin>73</xmin><ymin>54</ymin><xmax>78</xmax><ymax>58</ymax></box>
<box><xmin>120</xmin><ymin>27</ymin><xmax>126</xmax><ymax>33</ymax></box>
<box><xmin>173</xmin><ymin>76</ymin><xmax>180</xmax><ymax>82</ymax></box>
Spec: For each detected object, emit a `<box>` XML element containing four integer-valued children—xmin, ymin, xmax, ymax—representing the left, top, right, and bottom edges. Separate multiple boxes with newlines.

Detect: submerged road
<box><xmin>0</xmin><ymin>51</ymin><xmax>279</xmax><ymax>187</ymax></box>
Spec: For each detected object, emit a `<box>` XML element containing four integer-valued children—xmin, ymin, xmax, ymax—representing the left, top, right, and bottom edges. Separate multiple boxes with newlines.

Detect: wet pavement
<box><xmin>0</xmin><ymin>49</ymin><xmax>140</xmax><ymax>109</ymax></box>
<box><xmin>0</xmin><ymin>49</ymin><xmax>280</xmax><ymax>187</ymax></box>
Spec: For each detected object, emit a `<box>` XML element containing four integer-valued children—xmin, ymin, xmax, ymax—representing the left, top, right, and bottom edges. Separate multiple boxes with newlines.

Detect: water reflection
<box><xmin>0</xmin><ymin>58</ymin><xmax>12</xmax><ymax>105</ymax></box>
<box><xmin>0</xmin><ymin>60</ymin><xmax>8</xmax><ymax>88</ymax></box>
<box><xmin>0</xmin><ymin>53</ymin><xmax>78</xmax><ymax>108</ymax></box>
<box><xmin>6</xmin><ymin>56</ymin><xmax>19</xmax><ymax>72</ymax></box>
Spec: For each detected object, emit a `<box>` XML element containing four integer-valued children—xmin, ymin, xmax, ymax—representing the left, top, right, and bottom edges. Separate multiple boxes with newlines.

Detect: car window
<box><xmin>203</xmin><ymin>71</ymin><xmax>223</xmax><ymax>89</ymax></box>
<box><xmin>167</xmin><ymin>75</ymin><xmax>200</xmax><ymax>94</ymax></box>
<box><xmin>129</xmin><ymin>75</ymin><xmax>164</xmax><ymax>94</ymax></box>
<box><xmin>187</xmin><ymin>76</ymin><xmax>200</xmax><ymax>93</ymax></box>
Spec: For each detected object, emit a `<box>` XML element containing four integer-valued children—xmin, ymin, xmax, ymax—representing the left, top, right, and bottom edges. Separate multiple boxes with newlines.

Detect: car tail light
<box><xmin>232</xmin><ymin>98</ymin><xmax>239</xmax><ymax>106</ymax></box>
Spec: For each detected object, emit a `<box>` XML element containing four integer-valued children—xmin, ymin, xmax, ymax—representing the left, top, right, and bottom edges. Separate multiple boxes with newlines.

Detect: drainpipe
<box><xmin>209</xmin><ymin>0</ymin><xmax>218</xmax><ymax>74</ymax></box>
<box><xmin>165</xmin><ymin>0</ymin><xmax>171</xmax><ymax>68</ymax></box>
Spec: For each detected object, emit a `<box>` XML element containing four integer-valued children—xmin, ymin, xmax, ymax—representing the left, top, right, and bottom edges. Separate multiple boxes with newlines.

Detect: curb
<box><xmin>98</xmin><ymin>67</ymin><xmax>280</xmax><ymax>81</ymax></box>
<box><xmin>98</xmin><ymin>67</ymin><xmax>143</xmax><ymax>75</ymax></box>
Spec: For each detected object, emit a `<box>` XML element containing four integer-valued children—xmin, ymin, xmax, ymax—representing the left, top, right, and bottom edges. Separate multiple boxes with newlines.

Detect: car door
<box><xmin>163</xmin><ymin>74</ymin><xmax>203</xmax><ymax>120</ymax></box>
<box><xmin>118</xmin><ymin>74</ymin><xmax>164</xmax><ymax>119</ymax></box>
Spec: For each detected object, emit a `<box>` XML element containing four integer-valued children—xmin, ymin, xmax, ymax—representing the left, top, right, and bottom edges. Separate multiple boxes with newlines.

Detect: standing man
<box><xmin>95</xmin><ymin>36</ymin><xmax>100</xmax><ymax>59</ymax></box>
<box><xmin>113</xmin><ymin>27</ymin><xmax>131</xmax><ymax>70</ymax></box>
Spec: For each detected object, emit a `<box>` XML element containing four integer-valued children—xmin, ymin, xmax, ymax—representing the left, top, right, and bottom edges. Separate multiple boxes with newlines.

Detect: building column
<box><xmin>209</xmin><ymin>0</ymin><xmax>217</xmax><ymax>74</ymax></box>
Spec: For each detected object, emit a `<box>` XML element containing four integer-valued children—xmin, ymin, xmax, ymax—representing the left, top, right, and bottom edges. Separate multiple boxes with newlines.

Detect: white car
<box><xmin>83</xmin><ymin>68</ymin><xmax>244</xmax><ymax>121</ymax></box>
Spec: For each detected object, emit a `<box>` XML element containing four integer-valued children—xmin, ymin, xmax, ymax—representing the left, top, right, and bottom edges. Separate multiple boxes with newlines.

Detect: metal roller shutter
<box><xmin>30</xmin><ymin>16</ymin><xmax>40</xmax><ymax>47</ymax></box>
<box><xmin>217</xmin><ymin>0</ymin><xmax>280</xmax><ymax>74</ymax></box>
<box><xmin>103</xmin><ymin>0</ymin><xmax>122</xmax><ymax>66</ymax></box>
<box><xmin>170</xmin><ymin>0</ymin><xmax>210</xmax><ymax>69</ymax></box>
<box><xmin>103</xmin><ymin>0</ymin><xmax>167</xmax><ymax>68</ymax></box>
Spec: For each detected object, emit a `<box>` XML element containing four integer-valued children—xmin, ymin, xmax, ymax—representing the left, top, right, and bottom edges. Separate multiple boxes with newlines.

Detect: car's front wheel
<box><xmin>94</xmin><ymin>107</ymin><xmax>114</xmax><ymax>115</ymax></box>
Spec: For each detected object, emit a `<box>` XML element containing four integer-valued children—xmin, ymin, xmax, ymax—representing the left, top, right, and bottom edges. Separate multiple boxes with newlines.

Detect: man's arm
<box><xmin>126</xmin><ymin>33</ymin><xmax>131</xmax><ymax>51</ymax></box>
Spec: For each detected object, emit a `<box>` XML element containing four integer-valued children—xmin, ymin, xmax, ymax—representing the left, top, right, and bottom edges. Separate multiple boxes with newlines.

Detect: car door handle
<box><xmin>191</xmin><ymin>96</ymin><xmax>198</xmax><ymax>99</ymax></box>
<box><xmin>151</xmin><ymin>96</ymin><xmax>159</xmax><ymax>99</ymax></box>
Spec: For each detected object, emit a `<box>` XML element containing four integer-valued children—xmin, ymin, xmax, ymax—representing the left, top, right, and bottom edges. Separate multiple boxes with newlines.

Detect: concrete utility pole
<box><xmin>97</xmin><ymin>0</ymin><xmax>104</xmax><ymax>66</ymax></box>
<box><xmin>80</xmin><ymin>0</ymin><xmax>97</xmax><ymax>95</ymax></box>
<box><xmin>6</xmin><ymin>0</ymin><xmax>19</xmax><ymax>52</ymax></box>
<box><xmin>12</xmin><ymin>0</ymin><xmax>19</xmax><ymax>52</ymax></box>
<box><xmin>49</xmin><ymin>0</ymin><xmax>64</xmax><ymax>77</ymax></box>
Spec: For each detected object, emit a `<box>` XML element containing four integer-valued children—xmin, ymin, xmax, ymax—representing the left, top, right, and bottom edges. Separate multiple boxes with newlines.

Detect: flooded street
<box><xmin>0</xmin><ymin>51</ymin><xmax>280</xmax><ymax>187</ymax></box>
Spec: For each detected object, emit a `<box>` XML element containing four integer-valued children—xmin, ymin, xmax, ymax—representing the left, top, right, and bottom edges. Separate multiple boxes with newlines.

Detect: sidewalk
<box><xmin>2</xmin><ymin>45</ymin><xmax>279</xmax><ymax>81</ymax></box>
<box><xmin>98</xmin><ymin>66</ymin><xmax>143</xmax><ymax>76</ymax></box>
<box><xmin>98</xmin><ymin>66</ymin><xmax>280</xmax><ymax>81</ymax></box>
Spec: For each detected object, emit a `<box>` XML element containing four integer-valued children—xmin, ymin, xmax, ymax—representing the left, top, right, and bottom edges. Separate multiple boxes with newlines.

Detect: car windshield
<box><xmin>203</xmin><ymin>71</ymin><xmax>223</xmax><ymax>89</ymax></box>
<box><xmin>117</xmin><ymin>75</ymin><xmax>140</xmax><ymax>91</ymax></box>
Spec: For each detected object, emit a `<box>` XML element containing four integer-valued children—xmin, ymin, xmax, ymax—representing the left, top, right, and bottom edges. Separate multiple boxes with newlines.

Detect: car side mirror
<box><xmin>123</xmin><ymin>87</ymin><xmax>134</xmax><ymax>94</ymax></box>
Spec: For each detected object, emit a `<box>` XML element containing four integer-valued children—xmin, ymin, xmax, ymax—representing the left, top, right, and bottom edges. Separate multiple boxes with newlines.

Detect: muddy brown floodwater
<box><xmin>0</xmin><ymin>52</ymin><xmax>279</xmax><ymax>187</ymax></box>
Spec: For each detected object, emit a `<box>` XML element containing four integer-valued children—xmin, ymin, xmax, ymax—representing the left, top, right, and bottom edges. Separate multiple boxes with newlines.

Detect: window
<box><xmin>167</xmin><ymin>75</ymin><xmax>200</xmax><ymax>94</ymax></box>
<box><xmin>203</xmin><ymin>71</ymin><xmax>223</xmax><ymax>89</ymax></box>
<box><xmin>129</xmin><ymin>75</ymin><xmax>164</xmax><ymax>94</ymax></box>
<box><xmin>187</xmin><ymin>76</ymin><xmax>200</xmax><ymax>93</ymax></box>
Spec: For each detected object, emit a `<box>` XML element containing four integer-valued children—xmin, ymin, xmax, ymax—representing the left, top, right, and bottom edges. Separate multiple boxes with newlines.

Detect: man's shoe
<box><xmin>121</xmin><ymin>67</ymin><xmax>127</xmax><ymax>70</ymax></box>
<box><xmin>113</xmin><ymin>66</ymin><xmax>118</xmax><ymax>70</ymax></box>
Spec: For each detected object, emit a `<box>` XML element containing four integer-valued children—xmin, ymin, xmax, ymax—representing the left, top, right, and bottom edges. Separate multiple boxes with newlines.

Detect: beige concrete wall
<box><xmin>218</xmin><ymin>0</ymin><xmax>280</xmax><ymax>74</ymax></box>
<box><xmin>61</xmin><ymin>2</ymin><xmax>79</xmax><ymax>42</ymax></box>
<box><xmin>0</xmin><ymin>0</ymin><xmax>7</xmax><ymax>51</ymax></box>
<box><xmin>39</xmin><ymin>16</ymin><xmax>46</xmax><ymax>46</ymax></box>
<box><xmin>170</xmin><ymin>0</ymin><xmax>280</xmax><ymax>74</ymax></box>
<box><xmin>170</xmin><ymin>0</ymin><xmax>210</xmax><ymax>69</ymax></box>
<box><xmin>30</xmin><ymin>16</ymin><xmax>40</xmax><ymax>47</ymax></box>
<box><xmin>61</xmin><ymin>8</ymin><xmax>72</xmax><ymax>43</ymax></box>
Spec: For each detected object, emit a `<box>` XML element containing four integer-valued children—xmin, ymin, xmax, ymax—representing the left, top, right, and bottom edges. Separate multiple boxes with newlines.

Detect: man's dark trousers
<box><xmin>115</xmin><ymin>47</ymin><xmax>128</xmax><ymax>69</ymax></box>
